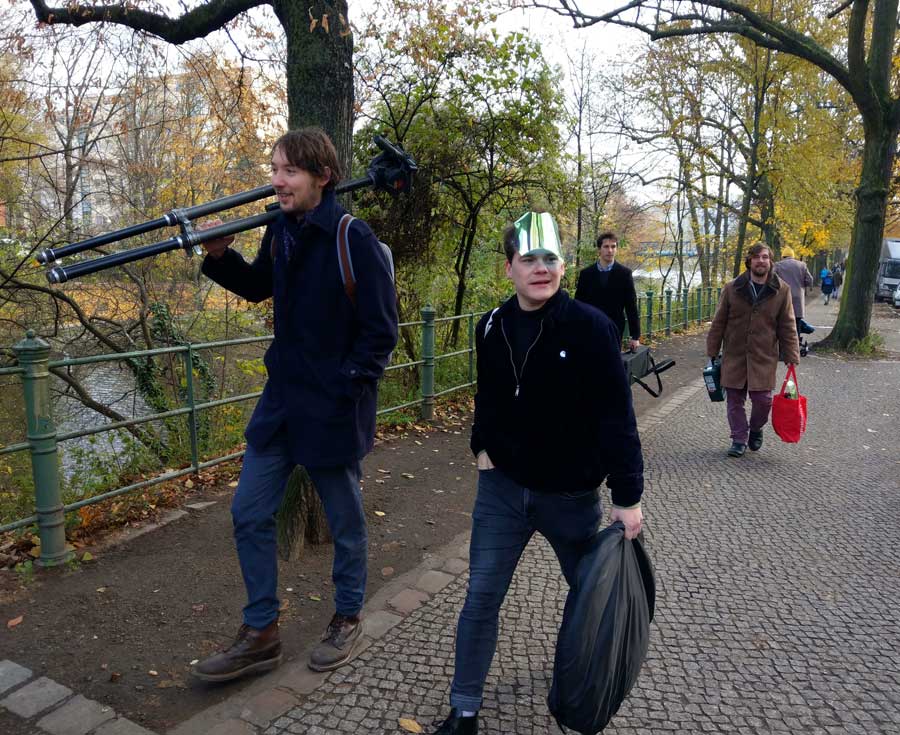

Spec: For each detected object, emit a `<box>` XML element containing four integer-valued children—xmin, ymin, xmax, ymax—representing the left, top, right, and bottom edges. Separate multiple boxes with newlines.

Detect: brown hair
<box><xmin>596</xmin><ymin>231</ymin><xmax>618</xmax><ymax>248</ymax></box>
<box><xmin>503</xmin><ymin>226</ymin><xmax>518</xmax><ymax>263</ymax></box>
<box><xmin>271</xmin><ymin>127</ymin><xmax>342</xmax><ymax>190</ymax></box>
<box><xmin>744</xmin><ymin>242</ymin><xmax>773</xmax><ymax>271</ymax></box>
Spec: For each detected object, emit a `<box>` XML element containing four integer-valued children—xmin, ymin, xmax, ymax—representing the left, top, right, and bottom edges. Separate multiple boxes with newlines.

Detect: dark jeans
<box><xmin>231</xmin><ymin>432</ymin><xmax>367</xmax><ymax>629</ymax></box>
<box><xmin>725</xmin><ymin>386</ymin><xmax>773</xmax><ymax>444</ymax></box>
<box><xmin>449</xmin><ymin>467</ymin><xmax>603</xmax><ymax>712</ymax></box>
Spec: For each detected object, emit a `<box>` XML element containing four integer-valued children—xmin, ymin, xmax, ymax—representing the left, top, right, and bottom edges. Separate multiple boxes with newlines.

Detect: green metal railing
<box><xmin>1</xmin><ymin>285</ymin><xmax>721</xmax><ymax>564</ymax></box>
<box><xmin>0</xmin><ymin>306</ymin><xmax>480</xmax><ymax>562</ymax></box>
<box><xmin>623</xmin><ymin>286</ymin><xmax>721</xmax><ymax>344</ymax></box>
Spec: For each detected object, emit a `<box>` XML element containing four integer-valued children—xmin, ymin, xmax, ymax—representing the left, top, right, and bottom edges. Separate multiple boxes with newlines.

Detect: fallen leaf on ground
<box><xmin>401</xmin><ymin>473</ymin><xmax>415</xmax><ymax>479</ymax></box>
<box><xmin>148</xmin><ymin>670</ymin><xmax>158</xmax><ymax>676</ymax></box>
<box><xmin>399</xmin><ymin>718</ymin><xmax>423</xmax><ymax>733</ymax></box>
<box><xmin>381</xmin><ymin>567</ymin><xmax>394</xmax><ymax>577</ymax></box>
<box><xmin>81</xmin><ymin>552</ymin><xmax>94</xmax><ymax>562</ymax></box>
<box><xmin>377</xmin><ymin>468</ymin><xmax>391</xmax><ymax>474</ymax></box>
<box><xmin>7</xmin><ymin>615</ymin><xmax>23</xmax><ymax>628</ymax></box>
<box><xmin>308</xmin><ymin>593</ymin><xmax>321</xmax><ymax>601</ymax></box>
<box><xmin>374</xmin><ymin>511</ymin><xmax>386</xmax><ymax>517</ymax></box>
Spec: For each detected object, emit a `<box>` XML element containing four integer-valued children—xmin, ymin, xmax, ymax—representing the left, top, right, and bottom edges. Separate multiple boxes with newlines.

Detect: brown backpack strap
<box><xmin>336</xmin><ymin>213</ymin><xmax>357</xmax><ymax>306</ymax></box>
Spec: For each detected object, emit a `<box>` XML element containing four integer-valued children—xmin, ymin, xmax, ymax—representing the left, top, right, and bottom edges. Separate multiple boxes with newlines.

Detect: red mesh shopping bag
<box><xmin>772</xmin><ymin>364</ymin><xmax>807</xmax><ymax>443</ymax></box>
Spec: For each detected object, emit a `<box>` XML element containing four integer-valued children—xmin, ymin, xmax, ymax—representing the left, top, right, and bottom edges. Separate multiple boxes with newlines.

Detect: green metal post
<box><xmin>706</xmin><ymin>287</ymin><xmax>713</xmax><ymax>320</ymax></box>
<box><xmin>420</xmin><ymin>305</ymin><xmax>435</xmax><ymax>420</ymax></box>
<box><xmin>182</xmin><ymin>346</ymin><xmax>199</xmax><ymax>472</ymax></box>
<box><xmin>13</xmin><ymin>331</ymin><xmax>71</xmax><ymax>567</ymax></box>
<box><xmin>696</xmin><ymin>289</ymin><xmax>703</xmax><ymax>325</ymax></box>
<box><xmin>645</xmin><ymin>290</ymin><xmax>654</xmax><ymax>341</ymax></box>
<box><xmin>665</xmin><ymin>289</ymin><xmax>673</xmax><ymax>337</ymax></box>
<box><xmin>682</xmin><ymin>288</ymin><xmax>689</xmax><ymax>328</ymax></box>
<box><xmin>467</xmin><ymin>313</ymin><xmax>475</xmax><ymax>384</ymax></box>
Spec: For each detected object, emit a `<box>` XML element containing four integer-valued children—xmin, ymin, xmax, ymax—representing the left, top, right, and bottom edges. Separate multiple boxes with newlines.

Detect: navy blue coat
<box><xmin>201</xmin><ymin>189</ymin><xmax>398</xmax><ymax>467</ymax></box>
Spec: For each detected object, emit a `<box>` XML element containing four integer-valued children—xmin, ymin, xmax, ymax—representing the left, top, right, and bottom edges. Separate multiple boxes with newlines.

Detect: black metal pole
<box><xmin>46</xmin><ymin>174</ymin><xmax>378</xmax><ymax>284</ymax></box>
<box><xmin>37</xmin><ymin>184</ymin><xmax>277</xmax><ymax>264</ymax></box>
<box><xmin>48</xmin><ymin>239</ymin><xmax>184</xmax><ymax>284</ymax></box>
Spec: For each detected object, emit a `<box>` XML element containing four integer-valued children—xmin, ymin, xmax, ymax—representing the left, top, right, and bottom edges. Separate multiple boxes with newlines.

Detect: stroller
<box><xmin>797</xmin><ymin>317</ymin><xmax>815</xmax><ymax>357</ymax></box>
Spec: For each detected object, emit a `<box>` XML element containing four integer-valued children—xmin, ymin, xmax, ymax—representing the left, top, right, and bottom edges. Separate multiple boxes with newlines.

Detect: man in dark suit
<box><xmin>574</xmin><ymin>231</ymin><xmax>641</xmax><ymax>350</ymax></box>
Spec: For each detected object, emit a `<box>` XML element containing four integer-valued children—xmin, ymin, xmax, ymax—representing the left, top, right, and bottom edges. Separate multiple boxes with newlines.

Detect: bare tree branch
<box><xmin>29</xmin><ymin>0</ymin><xmax>265</xmax><ymax>45</ymax></box>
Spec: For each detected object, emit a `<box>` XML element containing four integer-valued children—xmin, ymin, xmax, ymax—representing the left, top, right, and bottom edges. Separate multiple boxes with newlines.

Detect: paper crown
<box><xmin>512</xmin><ymin>211</ymin><xmax>563</xmax><ymax>259</ymax></box>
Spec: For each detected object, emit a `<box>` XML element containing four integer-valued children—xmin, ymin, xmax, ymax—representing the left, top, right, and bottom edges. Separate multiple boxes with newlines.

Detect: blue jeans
<box><xmin>449</xmin><ymin>467</ymin><xmax>603</xmax><ymax>712</ymax></box>
<box><xmin>231</xmin><ymin>433</ymin><xmax>367</xmax><ymax>629</ymax></box>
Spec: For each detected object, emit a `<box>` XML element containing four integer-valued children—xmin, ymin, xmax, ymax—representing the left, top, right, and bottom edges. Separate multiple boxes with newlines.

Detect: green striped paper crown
<box><xmin>512</xmin><ymin>211</ymin><xmax>563</xmax><ymax>259</ymax></box>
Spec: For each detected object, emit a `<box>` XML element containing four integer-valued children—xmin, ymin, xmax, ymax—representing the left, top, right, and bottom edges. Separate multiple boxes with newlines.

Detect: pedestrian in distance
<box><xmin>832</xmin><ymin>265</ymin><xmax>843</xmax><ymax>301</ymax></box>
<box><xmin>191</xmin><ymin>128</ymin><xmax>399</xmax><ymax>682</ymax></box>
<box><xmin>430</xmin><ymin>212</ymin><xmax>644</xmax><ymax>735</ymax></box>
<box><xmin>707</xmin><ymin>243</ymin><xmax>800</xmax><ymax>458</ymax></box>
<box><xmin>820</xmin><ymin>267</ymin><xmax>835</xmax><ymax>305</ymax></box>
<box><xmin>574</xmin><ymin>231</ymin><xmax>641</xmax><ymax>351</ymax></box>
<box><xmin>773</xmin><ymin>246</ymin><xmax>813</xmax><ymax>338</ymax></box>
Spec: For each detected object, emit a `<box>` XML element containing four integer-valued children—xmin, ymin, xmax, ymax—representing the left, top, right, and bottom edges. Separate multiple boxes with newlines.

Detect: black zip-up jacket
<box><xmin>470</xmin><ymin>290</ymin><xmax>644</xmax><ymax>507</ymax></box>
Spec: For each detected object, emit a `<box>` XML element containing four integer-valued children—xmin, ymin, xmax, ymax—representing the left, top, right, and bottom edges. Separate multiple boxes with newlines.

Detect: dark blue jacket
<box><xmin>470</xmin><ymin>290</ymin><xmax>643</xmax><ymax>507</ymax></box>
<box><xmin>201</xmin><ymin>189</ymin><xmax>398</xmax><ymax>467</ymax></box>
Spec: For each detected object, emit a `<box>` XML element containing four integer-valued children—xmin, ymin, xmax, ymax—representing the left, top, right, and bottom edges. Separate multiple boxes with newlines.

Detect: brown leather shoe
<box><xmin>191</xmin><ymin>621</ymin><xmax>282</xmax><ymax>682</ymax></box>
<box><xmin>308</xmin><ymin>613</ymin><xmax>362</xmax><ymax>672</ymax></box>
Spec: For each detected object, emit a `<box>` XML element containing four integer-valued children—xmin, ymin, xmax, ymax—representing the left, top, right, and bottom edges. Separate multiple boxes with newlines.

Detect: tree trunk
<box><xmin>829</xmin><ymin>118</ymin><xmax>899</xmax><ymax>347</ymax></box>
<box><xmin>274</xmin><ymin>0</ymin><xmax>353</xmax><ymax>169</ymax></box>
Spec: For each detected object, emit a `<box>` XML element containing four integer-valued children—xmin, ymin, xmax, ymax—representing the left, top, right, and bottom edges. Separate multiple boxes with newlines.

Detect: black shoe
<box><xmin>431</xmin><ymin>709</ymin><xmax>479</xmax><ymax>734</ymax></box>
<box><xmin>727</xmin><ymin>442</ymin><xmax>746</xmax><ymax>457</ymax></box>
<box><xmin>748</xmin><ymin>430</ymin><xmax>763</xmax><ymax>451</ymax></box>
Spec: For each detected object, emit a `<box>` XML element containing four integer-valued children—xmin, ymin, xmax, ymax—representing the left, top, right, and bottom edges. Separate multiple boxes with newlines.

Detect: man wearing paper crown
<box><xmin>431</xmin><ymin>212</ymin><xmax>645</xmax><ymax>734</ymax></box>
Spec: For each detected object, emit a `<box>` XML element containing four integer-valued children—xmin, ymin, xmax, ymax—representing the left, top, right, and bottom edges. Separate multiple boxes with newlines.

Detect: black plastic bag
<box><xmin>548</xmin><ymin>521</ymin><xmax>656</xmax><ymax>734</ymax></box>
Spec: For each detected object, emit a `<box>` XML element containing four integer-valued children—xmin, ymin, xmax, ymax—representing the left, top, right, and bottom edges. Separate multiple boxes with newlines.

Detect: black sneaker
<box><xmin>748</xmin><ymin>430</ymin><xmax>763</xmax><ymax>451</ymax></box>
<box><xmin>431</xmin><ymin>709</ymin><xmax>479</xmax><ymax>734</ymax></box>
<box><xmin>727</xmin><ymin>442</ymin><xmax>747</xmax><ymax>458</ymax></box>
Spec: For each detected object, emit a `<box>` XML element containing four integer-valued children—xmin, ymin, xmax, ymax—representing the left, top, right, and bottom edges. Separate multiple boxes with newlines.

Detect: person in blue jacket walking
<box><xmin>192</xmin><ymin>128</ymin><xmax>398</xmax><ymax>682</ymax></box>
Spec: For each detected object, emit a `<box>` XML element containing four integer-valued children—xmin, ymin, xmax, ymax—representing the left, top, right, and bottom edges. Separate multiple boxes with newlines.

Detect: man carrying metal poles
<box><xmin>191</xmin><ymin>128</ymin><xmax>398</xmax><ymax>681</ymax></box>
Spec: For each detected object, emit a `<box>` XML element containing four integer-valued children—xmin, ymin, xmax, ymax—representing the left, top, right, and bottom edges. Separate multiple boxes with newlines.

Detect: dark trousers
<box><xmin>725</xmin><ymin>386</ymin><xmax>773</xmax><ymax>444</ymax></box>
<box><xmin>449</xmin><ymin>467</ymin><xmax>602</xmax><ymax>712</ymax></box>
<box><xmin>231</xmin><ymin>432</ymin><xmax>367</xmax><ymax>629</ymax></box>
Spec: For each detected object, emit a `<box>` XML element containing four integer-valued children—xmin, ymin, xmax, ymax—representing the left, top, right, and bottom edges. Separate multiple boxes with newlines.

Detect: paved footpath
<box><xmin>3</xmin><ymin>301</ymin><xmax>899</xmax><ymax>734</ymax></box>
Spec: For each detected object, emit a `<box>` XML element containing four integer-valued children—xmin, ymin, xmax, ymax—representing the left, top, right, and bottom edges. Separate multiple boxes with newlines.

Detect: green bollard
<box><xmin>682</xmin><ymin>288</ymin><xmax>689</xmax><ymax>328</ymax></box>
<box><xmin>13</xmin><ymin>330</ymin><xmax>72</xmax><ymax>567</ymax></box>
<box><xmin>420</xmin><ymin>305</ymin><xmax>435</xmax><ymax>420</ymax></box>
<box><xmin>645</xmin><ymin>289</ymin><xmax>654</xmax><ymax>341</ymax></box>
<box><xmin>665</xmin><ymin>289</ymin><xmax>673</xmax><ymax>337</ymax></box>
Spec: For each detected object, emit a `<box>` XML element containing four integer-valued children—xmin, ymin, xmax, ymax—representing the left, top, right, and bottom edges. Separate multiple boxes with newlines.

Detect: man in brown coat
<box><xmin>707</xmin><ymin>243</ymin><xmax>800</xmax><ymax>457</ymax></box>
